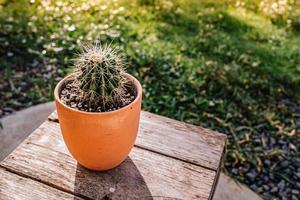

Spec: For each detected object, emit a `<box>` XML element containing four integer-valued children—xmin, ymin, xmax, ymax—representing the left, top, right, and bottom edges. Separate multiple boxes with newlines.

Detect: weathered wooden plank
<box><xmin>0</xmin><ymin>111</ymin><xmax>225</xmax><ymax>199</ymax></box>
<box><xmin>48</xmin><ymin>111</ymin><xmax>227</xmax><ymax>170</ymax></box>
<box><xmin>1</xmin><ymin>139</ymin><xmax>215</xmax><ymax>200</ymax></box>
<box><xmin>214</xmin><ymin>173</ymin><xmax>263</xmax><ymax>200</ymax></box>
<box><xmin>0</xmin><ymin>168</ymin><xmax>83</xmax><ymax>200</ymax></box>
<box><xmin>138</xmin><ymin>111</ymin><xmax>226</xmax><ymax>170</ymax></box>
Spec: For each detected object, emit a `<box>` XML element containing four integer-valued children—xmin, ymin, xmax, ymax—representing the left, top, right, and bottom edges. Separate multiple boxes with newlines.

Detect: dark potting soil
<box><xmin>59</xmin><ymin>80</ymin><xmax>137</xmax><ymax>112</ymax></box>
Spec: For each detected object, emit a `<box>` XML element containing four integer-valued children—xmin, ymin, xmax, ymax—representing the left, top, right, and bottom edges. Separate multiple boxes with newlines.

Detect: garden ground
<box><xmin>0</xmin><ymin>0</ymin><xmax>300</xmax><ymax>199</ymax></box>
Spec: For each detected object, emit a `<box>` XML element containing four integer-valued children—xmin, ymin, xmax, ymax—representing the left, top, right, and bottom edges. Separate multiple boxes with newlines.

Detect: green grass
<box><xmin>1</xmin><ymin>0</ymin><xmax>300</xmax><ymax>198</ymax></box>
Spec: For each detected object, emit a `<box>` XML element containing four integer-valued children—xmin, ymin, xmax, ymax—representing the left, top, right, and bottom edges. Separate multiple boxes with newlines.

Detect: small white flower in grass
<box><xmin>53</xmin><ymin>47</ymin><xmax>63</xmax><ymax>52</ymax></box>
<box><xmin>68</xmin><ymin>25</ymin><xmax>76</xmax><ymax>32</ymax></box>
<box><xmin>100</xmin><ymin>5</ymin><xmax>107</xmax><ymax>10</ymax></box>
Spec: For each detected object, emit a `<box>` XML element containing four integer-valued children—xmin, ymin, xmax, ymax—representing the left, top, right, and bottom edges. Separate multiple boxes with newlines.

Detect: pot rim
<box><xmin>54</xmin><ymin>73</ymin><xmax>142</xmax><ymax>116</ymax></box>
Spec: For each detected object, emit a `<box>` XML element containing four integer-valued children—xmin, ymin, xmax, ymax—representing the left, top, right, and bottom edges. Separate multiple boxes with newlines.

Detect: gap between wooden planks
<box><xmin>0</xmin><ymin>111</ymin><xmax>226</xmax><ymax>200</ymax></box>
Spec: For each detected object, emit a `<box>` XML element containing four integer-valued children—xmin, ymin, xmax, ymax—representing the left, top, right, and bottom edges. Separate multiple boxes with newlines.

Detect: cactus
<box><xmin>72</xmin><ymin>43</ymin><xmax>128</xmax><ymax>108</ymax></box>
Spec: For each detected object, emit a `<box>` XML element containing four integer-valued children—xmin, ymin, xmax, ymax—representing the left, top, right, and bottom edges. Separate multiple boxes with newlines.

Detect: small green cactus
<box><xmin>72</xmin><ymin>43</ymin><xmax>128</xmax><ymax>108</ymax></box>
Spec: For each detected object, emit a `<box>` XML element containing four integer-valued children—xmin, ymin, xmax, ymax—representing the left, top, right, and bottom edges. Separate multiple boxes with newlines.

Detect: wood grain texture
<box><xmin>0</xmin><ymin>128</ymin><xmax>216</xmax><ymax>199</ymax></box>
<box><xmin>213</xmin><ymin>173</ymin><xmax>263</xmax><ymax>200</ymax></box>
<box><xmin>0</xmin><ymin>110</ymin><xmax>227</xmax><ymax>200</ymax></box>
<box><xmin>0</xmin><ymin>168</ymin><xmax>82</xmax><ymax>200</ymax></box>
<box><xmin>49</xmin><ymin>111</ymin><xmax>227</xmax><ymax>170</ymax></box>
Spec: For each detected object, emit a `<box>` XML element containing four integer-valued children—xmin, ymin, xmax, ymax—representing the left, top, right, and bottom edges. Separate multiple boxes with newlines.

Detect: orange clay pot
<box><xmin>54</xmin><ymin>73</ymin><xmax>142</xmax><ymax>171</ymax></box>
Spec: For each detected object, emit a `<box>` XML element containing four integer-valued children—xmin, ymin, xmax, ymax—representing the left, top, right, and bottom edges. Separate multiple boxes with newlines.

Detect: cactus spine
<box><xmin>72</xmin><ymin>43</ymin><xmax>127</xmax><ymax>108</ymax></box>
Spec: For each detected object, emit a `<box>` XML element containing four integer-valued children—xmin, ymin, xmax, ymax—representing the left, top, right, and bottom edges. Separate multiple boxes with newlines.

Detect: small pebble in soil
<box><xmin>281</xmin><ymin>160</ymin><xmax>289</xmax><ymax>168</ymax></box>
<box><xmin>270</xmin><ymin>187</ymin><xmax>278</xmax><ymax>193</ymax></box>
<box><xmin>292</xmin><ymin>190</ymin><xmax>300</xmax><ymax>195</ymax></box>
<box><xmin>292</xmin><ymin>195</ymin><xmax>299</xmax><ymax>200</ymax></box>
<box><xmin>246</xmin><ymin>171</ymin><xmax>257</xmax><ymax>182</ymax></box>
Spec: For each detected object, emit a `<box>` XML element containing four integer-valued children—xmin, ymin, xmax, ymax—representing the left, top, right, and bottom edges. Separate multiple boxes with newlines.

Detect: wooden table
<box><xmin>0</xmin><ymin>111</ymin><xmax>226</xmax><ymax>200</ymax></box>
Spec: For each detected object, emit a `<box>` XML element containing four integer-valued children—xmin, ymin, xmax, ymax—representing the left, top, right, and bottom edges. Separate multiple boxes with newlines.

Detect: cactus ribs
<box><xmin>59</xmin><ymin>43</ymin><xmax>137</xmax><ymax>112</ymax></box>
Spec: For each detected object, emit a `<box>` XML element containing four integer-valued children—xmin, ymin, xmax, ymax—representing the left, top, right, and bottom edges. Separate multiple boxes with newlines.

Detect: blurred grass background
<box><xmin>0</xmin><ymin>0</ymin><xmax>300</xmax><ymax>198</ymax></box>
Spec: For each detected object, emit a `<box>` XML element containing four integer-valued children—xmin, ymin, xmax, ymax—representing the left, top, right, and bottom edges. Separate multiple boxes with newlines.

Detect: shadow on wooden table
<box><xmin>73</xmin><ymin>157</ymin><xmax>153</xmax><ymax>200</ymax></box>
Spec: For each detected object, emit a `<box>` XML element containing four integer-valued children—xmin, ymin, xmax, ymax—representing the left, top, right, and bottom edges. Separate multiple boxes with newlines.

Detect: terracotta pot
<box><xmin>54</xmin><ymin>73</ymin><xmax>142</xmax><ymax>171</ymax></box>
